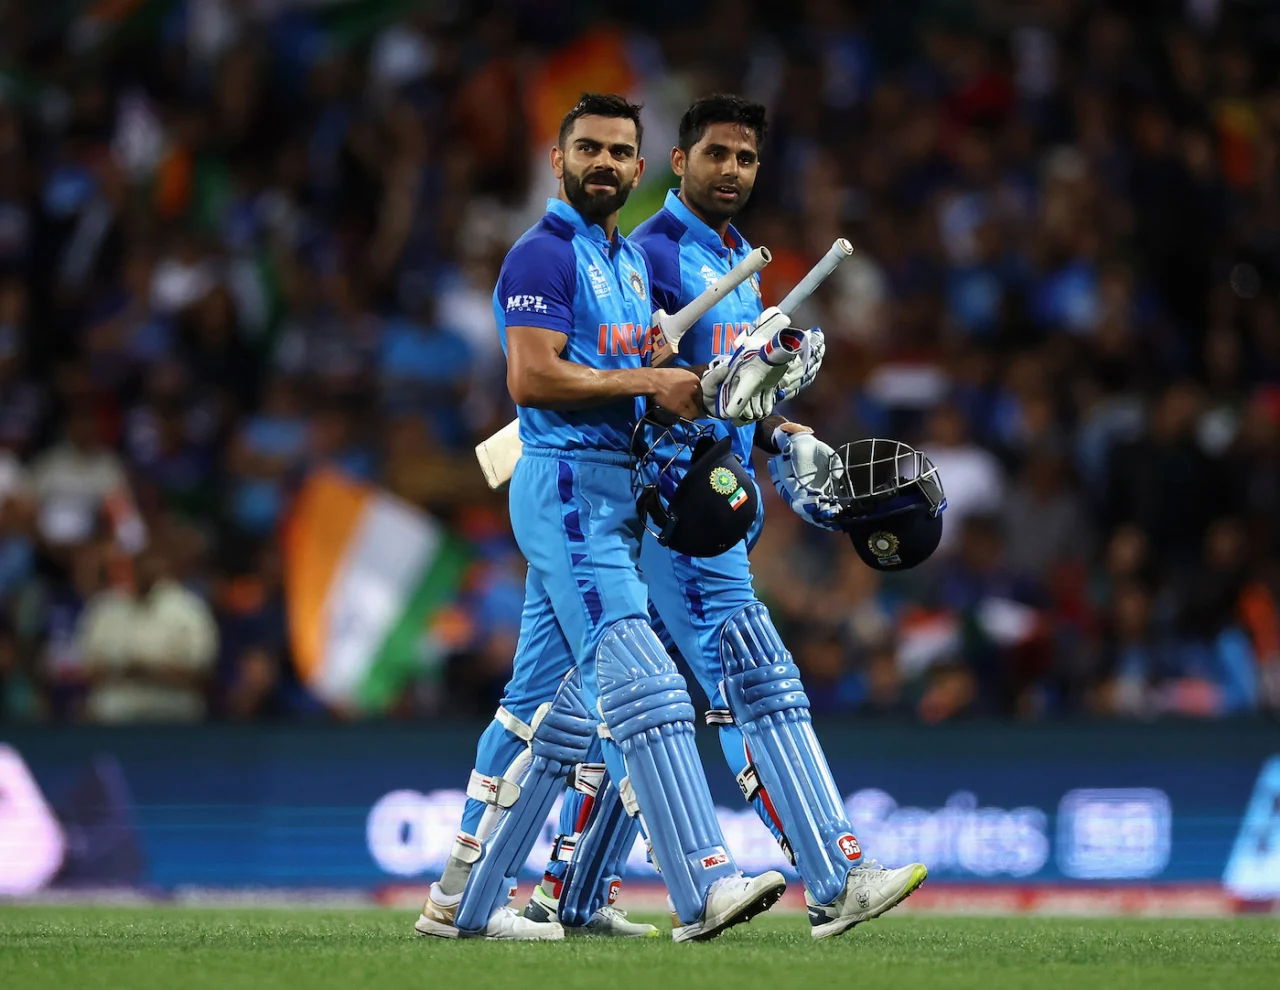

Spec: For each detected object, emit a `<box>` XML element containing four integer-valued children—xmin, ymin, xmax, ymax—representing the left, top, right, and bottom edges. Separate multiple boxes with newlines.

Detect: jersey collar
<box><xmin>663</xmin><ymin>189</ymin><xmax>744</xmax><ymax>256</ymax></box>
<box><xmin>546</xmin><ymin>197</ymin><xmax>625</xmax><ymax>257</ymax></box>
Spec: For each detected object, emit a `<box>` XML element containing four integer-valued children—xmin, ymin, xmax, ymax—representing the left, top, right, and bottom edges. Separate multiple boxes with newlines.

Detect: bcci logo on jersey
<box><xmin>628</xmin><ymin>270</ymin><xmax>646</xmax><ymax>300</ymax></box>
<box><xmin>506</xmin><ymin>294</ymin><xmax>548</xmax><ymax>314</ymax></box>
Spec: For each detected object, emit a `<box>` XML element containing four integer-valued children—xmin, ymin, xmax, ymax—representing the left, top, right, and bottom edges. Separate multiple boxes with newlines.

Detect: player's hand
<box><xmin>767</xmin><ymin>429</ymin><xmax>844</xmax><ymax>531</ymax></box>
<box><xmin>649</xmin><ymin>367</ymin><xmax>703</xmax><ymax>420</ymax></box>
<box><xmin>776</xmin><ymin>328</ymin><xmax>825</xmax><ymax>402</ymax></box>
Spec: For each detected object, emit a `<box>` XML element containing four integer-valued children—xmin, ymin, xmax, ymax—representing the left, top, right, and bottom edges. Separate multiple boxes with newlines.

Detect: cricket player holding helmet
<box><xmin>525</xmin><ymin>95</ymin><xmax>928</xmax><ymax>940</ymax></box>
<box><xmin>415</xmin><ymin>94</ymin><xmax>786</xmax><ymax>942</ymax></box>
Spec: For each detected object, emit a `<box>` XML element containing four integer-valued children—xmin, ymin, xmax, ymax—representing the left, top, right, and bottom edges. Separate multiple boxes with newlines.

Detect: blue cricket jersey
<box><xmin>494</xmin><ymin>198</ymin><xmax>655</xmax><ymax>453</ymax></box>
<box><xmin>631</xmin><ymin>189</ymin><xmax>764</xmax><ymax>472</ymax></box>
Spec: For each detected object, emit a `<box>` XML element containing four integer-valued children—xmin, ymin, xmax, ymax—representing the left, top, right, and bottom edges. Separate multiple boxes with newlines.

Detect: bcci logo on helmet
<box><xmin>867</xmin><ymin>531</ymin><xmax>902</xmax><ymax>566</ymax></box>
<box><xmin>709</xmin><ymin>466</ymin><xmax>749</xmax><ymax>511</ymax></box>
<box><xmin>709</xmin><ymin>467</ymin><xmax>738</xmax><ymax>495</ymax></box>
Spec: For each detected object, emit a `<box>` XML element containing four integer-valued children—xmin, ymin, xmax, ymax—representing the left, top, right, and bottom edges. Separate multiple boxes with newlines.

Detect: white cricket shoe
<box><xmin>413</xmin><ymin>882</ymin><xmax>564</xmax><ymax>941</ymax></box>
<box><xmin>671</xmin><ymin>870</ymin><xmax>787</xmax><ymax>943</ymax></box>
<box><xmin>413</xmin><ymin>883</ymin><xmax>460</xmax><ymax>939</ymax></box>
<box><xmin>523</xmin><ymin>886</ymin><xmax>658</xmax><ymax>938</ymax></box>
<box><xmin>806</xmin><ymin>861</ymin><xmax>928</xmax><ymax>939</ymax></box>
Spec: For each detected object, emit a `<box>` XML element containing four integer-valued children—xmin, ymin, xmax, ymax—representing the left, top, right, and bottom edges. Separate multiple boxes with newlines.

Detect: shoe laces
<box><xmin>596</xmin><ymin>905</ymin><xmax>629</xmax><ymax>922</ymax></box>
<box><xmin>852</xmin><ymin>858</ymin><xmax>886</xmax><ymax>873</ymax></box>
<box><xmin>708</xmin><ymin>871</ymin><xmax>748</xmax><ymax>894</ymax></box>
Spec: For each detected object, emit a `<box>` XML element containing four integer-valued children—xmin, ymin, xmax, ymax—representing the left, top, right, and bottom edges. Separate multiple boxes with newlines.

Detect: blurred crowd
<box><xmin>2</xmin><ymin>0</ymin><xmax>1279</xmax><ymax>724</ymax></box>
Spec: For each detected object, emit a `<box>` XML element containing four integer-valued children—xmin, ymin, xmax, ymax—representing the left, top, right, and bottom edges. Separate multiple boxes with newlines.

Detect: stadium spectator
<box><xmin>76</xmin><ymin>547</ymin><xmax>217</xmax><ymax>723</ymax></box>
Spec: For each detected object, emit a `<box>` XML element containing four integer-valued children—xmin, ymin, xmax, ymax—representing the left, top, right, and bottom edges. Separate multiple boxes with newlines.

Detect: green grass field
<box><xmin>1</xmin><ymin>906</ymin><xmax>1276</xmax><ymax>990</ymax></box>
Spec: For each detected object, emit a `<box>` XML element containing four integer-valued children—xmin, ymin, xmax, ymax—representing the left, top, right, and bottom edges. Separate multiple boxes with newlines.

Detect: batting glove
<box><xmin>767</xmin><ymin>428</ymin><xmax>844</xmax><ymax>531</ymax></box>
<box><xmin>775</xmin><ymin>328</ymin><xmax>825</xmax><ymax>402</ymax></box>
<box><xmin>710</xmin><ymin>328</ymin><xmax>805</xmax><ymax>425</ymax></box>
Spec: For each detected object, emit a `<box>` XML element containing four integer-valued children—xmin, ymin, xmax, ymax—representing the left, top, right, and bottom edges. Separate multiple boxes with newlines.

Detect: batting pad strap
<box><xmin>495</xmin><ymin>704</ymin><xmax>542</xmax><ymax>742</ymax></box>
<box><xmin>570</xmin><ymin>762</ymin><xmax>606</xmax><ymax>798</ymax></box>
<box><xmin>467</xmin><ymin>769</ymin><xmax>521</xmax><ymax>808</ymax></box>
<box><xmin>451</xmin><ymin>832</ymin><xmax>483</xmax><ymax>865</ymax></box>
<box><xmin>705</xmin><ymin>708</ymin><xmax>734</xmax><ymax>726</ymax></box>
<box><xmin>617</xmin><ymin>776</ymin><xmax>640</xmax><ymax>817</ymax></box>
<box><xmin>736</xmin><ymin>764</ymin><xmax>762</xmax><ymax>803</ymax></box>
<box><xmin>549</xmin><ymin>834</ymin><xmax>577</xmax><ymax>863</ymax></box>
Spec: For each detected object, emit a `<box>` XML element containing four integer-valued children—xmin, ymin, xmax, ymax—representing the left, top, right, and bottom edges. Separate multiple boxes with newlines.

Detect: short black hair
<box><xmin>558</xmin><ymin>93</ymin><xmax>644</xmax><ymax>150</ymax></box>
<box><xmin>678</xmin><ymin>94</ymin><xmax>767</xmax><ymax>152</ymax></box>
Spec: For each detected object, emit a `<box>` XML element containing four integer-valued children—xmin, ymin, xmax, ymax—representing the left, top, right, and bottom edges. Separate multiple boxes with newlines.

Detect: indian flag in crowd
<box><xmin>284</xmin><ymin>471</ymin><xmax>469</xmax><ymax>715</ymax></box>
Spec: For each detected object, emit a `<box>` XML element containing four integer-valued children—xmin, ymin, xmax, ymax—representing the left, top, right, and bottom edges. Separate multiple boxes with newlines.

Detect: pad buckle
<box><xmin>494</xmin><ymin>705</ymin><xmax>536</xmax><ymax>742</ymax></box>
<box><xmin>569</xmin><ymin>762</ymin><xmax>606</xmax><ymax>797</ymax></box>
<box><xmin>736</xmin><ymin>764</ymin><xmax>762</xmax><ymax>803</ymax></box>
<box><xmin>467</xmin><ymin>769</ymin><xmax>521</xmax><ymax>808</ymax></box>
<box><xmin>549</xmin><ymin>834</ymin><xmax>577</xmax><ymax>863</ymax></box>
<box><xmin>618</xmin><ymin>776</ymin><xmax>640</xmax><ymax>817</ymax></box>
<box><xmin>451</xmin><ymin>832</ymin><xmax>483</xmax><ymax>865</ymax></box>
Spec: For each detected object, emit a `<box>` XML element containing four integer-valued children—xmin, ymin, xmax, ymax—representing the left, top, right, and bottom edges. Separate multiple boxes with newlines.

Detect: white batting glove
<box><xmin>736</xmin><ymin>305</ymin><xmax>790</xmax><ymax>351</ymax></box>
<box><xmin>699</xmin><ymin>353</ymin><xmax>732</xmax><ymax>416</ymax></box>
<box><xmin>767</xmin><ymin>429</ymin><xmax>844</xmax><ymax>531</ymax></box>
<box><xmin>713</xmin><ymin>328</ymin><xmax>805</xmax><ymax>425</ymax></box>
<box><xmin>776</xmin><ymin>328</ymin><xmax>825</xmax><ymax>402</ymax></box>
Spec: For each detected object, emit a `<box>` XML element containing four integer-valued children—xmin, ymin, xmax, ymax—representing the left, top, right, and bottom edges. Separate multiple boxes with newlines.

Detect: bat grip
<box><xmin>777</xmin><ymin>238</ymin><xmax>853</xmax><ymax>315</ymax></box>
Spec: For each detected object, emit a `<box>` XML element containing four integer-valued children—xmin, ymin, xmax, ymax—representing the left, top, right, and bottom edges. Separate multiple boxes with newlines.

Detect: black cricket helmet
<box><xmin>631</xmin><ymin>412</ymin><xmax>758</xmax><ymax>557</ymax></box>
<box><xmin>829</xmin><ymin>438</ymin><xmax>947</xmax><ymax>570</ymax></box>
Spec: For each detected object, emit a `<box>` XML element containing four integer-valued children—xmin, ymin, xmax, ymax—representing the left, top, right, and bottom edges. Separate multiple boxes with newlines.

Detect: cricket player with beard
<box><xmin>415</xmin><ymin>93</ymin><xmax>787</xmax><ymax>942</ymax></box>
<box><xmin>521</xmin><ymin>95</ymin><xmax>928</xmax><ymax>939</ymax></box>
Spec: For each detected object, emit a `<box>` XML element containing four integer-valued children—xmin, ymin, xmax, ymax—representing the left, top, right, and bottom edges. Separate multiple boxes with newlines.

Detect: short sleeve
<box><xmin>496</xmin><ymin>236</ymin><xmax>576</xmax><ymax>334</ymax></box>
<box><xmin>637</xmin><ymin>237</ymin><xmax>683</xmax><ymax>316</ymax></box>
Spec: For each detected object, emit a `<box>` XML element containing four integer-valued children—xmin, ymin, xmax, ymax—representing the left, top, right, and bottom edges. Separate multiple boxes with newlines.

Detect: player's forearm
<box><xmin>508</xmin><ymin>362</ymin><xmax>661</xmax><ymax>410</ymax></box>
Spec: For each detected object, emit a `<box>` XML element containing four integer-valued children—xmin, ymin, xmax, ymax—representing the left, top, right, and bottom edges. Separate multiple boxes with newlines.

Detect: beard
<box><xmin>563</xmin><ymin>168</ymin><xmax>633</xmax><ymax>222</ymax></box>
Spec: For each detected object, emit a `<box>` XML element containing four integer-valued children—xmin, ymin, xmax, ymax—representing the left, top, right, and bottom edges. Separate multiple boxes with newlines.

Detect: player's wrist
<box><xmin>755</xmin><ymin>415</ymin><xmax>811</xmax><ymax>453</ymax></box>
<box><xmin>607</xmin><ymin>367</ymin><xmax>660</xmax><ymax>398</ymax></box>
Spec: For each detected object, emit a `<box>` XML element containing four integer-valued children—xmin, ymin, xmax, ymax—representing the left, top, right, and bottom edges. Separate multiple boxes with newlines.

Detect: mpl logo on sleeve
<box><xmin>506</xmin><ymin>294</ymin><xmax>548</xmax><ymax>314</ymax></box>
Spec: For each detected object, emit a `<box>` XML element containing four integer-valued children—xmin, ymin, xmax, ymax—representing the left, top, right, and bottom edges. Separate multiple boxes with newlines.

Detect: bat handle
<box><xmin>777</xmin><ymin>238</ymin><xmax>854</xmax><ymax>315</ymax></box>
<box><xmin>760</xmin><ymin>327</ymin><xmax>805</xmax><ymax>366</ymax></box>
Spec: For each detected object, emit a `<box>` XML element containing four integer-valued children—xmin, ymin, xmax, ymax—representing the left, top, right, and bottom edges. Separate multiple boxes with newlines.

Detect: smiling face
<box><xmin>672</xmin><ymin>121</ymin><xmax>760</xmax><ymax>231</ymax></box>
<box><xmin>552</xmin><ymin>114</ymin><xmax>645</xmax><ymax>228</ymax></box>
